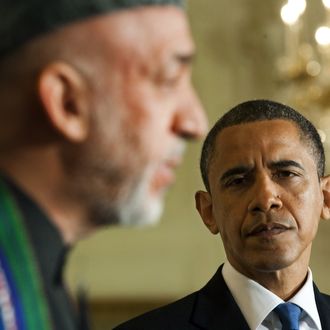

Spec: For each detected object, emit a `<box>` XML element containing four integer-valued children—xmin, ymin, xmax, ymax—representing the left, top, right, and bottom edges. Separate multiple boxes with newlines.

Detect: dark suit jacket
<box><xmin>114</xmin><ymin>265</ymin><xmax>330</xmax><ymax>330</ymax></box>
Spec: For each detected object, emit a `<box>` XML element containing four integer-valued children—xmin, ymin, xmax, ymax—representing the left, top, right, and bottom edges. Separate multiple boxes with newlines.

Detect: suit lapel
<box><xmin>191</xmin><ymin>265</ymin><xmax>249</xmax><ymax>330</ymax></box>
<box><xmin>314</xmin><ymin>283</ymin><xmax>330</xmax><ymax>329</ymax></box>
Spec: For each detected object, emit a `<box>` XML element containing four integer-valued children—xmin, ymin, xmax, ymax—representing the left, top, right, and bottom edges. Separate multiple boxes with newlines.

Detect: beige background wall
<box><xmin>65</xmin><ymin>1</ymin><xmax>330</xmax><ymax>328</ymax></box>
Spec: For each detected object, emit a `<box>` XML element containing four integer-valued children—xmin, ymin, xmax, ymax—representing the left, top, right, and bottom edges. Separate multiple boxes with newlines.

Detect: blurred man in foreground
<box><xmin>115</xmin><ymin>100</ymin><xmax>330</xmax><ymax>329</ymax></box>
<box><xmin>0</xmin><ymin>1</ymin><xmax>207</xmax><ymax>329</ymax></box>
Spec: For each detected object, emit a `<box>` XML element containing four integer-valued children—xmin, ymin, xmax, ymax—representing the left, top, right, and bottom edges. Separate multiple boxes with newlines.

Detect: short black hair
<box><xmin>200</xmin><ymin>99</ymin><xmax>325</xmax><ymax>192</ymax></box>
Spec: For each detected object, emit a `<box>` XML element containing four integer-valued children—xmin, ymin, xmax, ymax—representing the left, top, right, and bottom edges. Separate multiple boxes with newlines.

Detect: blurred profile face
<box><xmin>63</xmin><ymin>6</ymin><xmax>207</xmax><ymax>227</ymax></box>
<box><xmin>200</xmin><ymin>120</ymin><xmax>326</xmax><ymax>277</ymax></box>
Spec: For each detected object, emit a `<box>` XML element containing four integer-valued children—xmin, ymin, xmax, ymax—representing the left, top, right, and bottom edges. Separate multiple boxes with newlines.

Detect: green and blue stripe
<box><xmin>0</xmin><ymin>181</ymin><xmax>52</xmax><ymax>330</ymax></box>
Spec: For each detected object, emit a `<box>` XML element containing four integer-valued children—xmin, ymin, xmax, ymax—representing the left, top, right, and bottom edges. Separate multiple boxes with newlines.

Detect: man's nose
<box><xmin>247</xmin><ymin>174</ymin><xmax>283</xmax><ymax>213</ymax></box>
<box><xmin>171</xmin><ymin>83</ymin><xmax>208</xmax><ymax>140</ymax></box>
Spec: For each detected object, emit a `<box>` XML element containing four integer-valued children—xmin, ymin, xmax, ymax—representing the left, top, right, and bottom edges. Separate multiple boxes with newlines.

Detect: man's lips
<box><xmin>246</xmin><ymin>223</ymin><xmax>292</xmax><ymax>238</ymax></box>
<box><xmin>151</xmin><ymin>157</ymin><xmax>182</xmax><ymax>192</ymax></box>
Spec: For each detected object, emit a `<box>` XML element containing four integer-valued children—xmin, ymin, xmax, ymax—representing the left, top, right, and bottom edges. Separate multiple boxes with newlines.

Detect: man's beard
<box><xmin>89</xmin><ymin>166</ymin><xmax>165</xmax><ymax>228</ymax></box>
<box><xmin>116</xmin><ymin>169</ymin><xmax>165</xmax><ymax>226</ymax></box>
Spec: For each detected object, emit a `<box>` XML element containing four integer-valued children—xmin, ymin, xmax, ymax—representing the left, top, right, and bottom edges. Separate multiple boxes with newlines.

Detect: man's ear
<box><xmin>195</xmin><ymin>190</ymin><xmax>219</xmax><ymax>234</ymax></box>
<box><xmin>321</xmin><ymin>175</ymin><xmax>330</xmax><ymax>220</ymax></box>
<box><xmin>38</xmin><ymin>62</ymin><xmax>90</xmax><ymax>142</ymax></box>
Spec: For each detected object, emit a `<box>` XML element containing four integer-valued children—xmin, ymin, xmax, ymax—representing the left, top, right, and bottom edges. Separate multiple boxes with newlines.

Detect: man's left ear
<box><xmin>38</xmin><ymin>61</ymin><xmax>91</xmax><ymax>142</ymax></box>
<box><xmin>321</xmin><ymin>175</ymin><xmax>330</xmax><ymax>220</ymax></box>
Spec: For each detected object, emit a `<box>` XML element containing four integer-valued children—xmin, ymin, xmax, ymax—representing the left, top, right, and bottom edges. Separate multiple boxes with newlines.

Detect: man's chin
<box><xmin>119</xmin><ymin>196</ymin><xmax>164</xmax><ymax>227</ymax></box>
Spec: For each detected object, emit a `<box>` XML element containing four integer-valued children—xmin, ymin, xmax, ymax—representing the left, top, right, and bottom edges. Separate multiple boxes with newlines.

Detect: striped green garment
<box><xmin>0</xmin><ymin>181</ymin><xmax>52</xmax><ymax>330</ymax></box>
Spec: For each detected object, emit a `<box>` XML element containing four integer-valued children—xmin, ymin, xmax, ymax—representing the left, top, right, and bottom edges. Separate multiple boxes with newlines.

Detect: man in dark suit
<box><xmin>115</xmin><ymin>99</ymin><xmax>330</xmax><ymax>329</ymax></box>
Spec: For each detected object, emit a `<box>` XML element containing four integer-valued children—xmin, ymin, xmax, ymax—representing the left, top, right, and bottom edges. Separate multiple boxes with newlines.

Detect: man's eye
<box><xmin>274</xmin><ymin>170</ymin><xmax>297</xmax><ymax>179</ymax></box>
<box><xmin>224</xmin><ymin>176</ymin><xmax>247</xmax><ymax>187</ymax></box>
<box><xmin>157</xmin><ymin>65</ymin><xmax>186</xmax><ymax>89</ymax></box>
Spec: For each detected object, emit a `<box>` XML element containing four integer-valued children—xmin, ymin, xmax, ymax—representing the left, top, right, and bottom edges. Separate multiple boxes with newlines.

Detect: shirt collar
<box><xmin>290</xmin><ymin>271</ymin><xmax>321</xmax><ymax>329</ymax></box>
<box><xmin>222</xmin><ymin>261</ymin><xmax>321</xmax><ymax>330</ymax></box>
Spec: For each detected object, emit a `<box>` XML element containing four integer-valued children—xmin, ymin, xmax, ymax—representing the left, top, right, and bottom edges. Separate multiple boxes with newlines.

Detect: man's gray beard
<box><xmin>117</xmin><ymin>177</ymin><xmax>164</xmax><ymax>227</ymax></box>
<box><xmin>90</xmin><ymin>170</ymin><xmax>165</xmax><ymax>227</ymax></box>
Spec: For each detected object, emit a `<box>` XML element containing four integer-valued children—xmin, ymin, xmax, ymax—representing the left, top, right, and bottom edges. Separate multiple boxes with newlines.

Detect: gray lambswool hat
<box><xmin>0</xmin><ymin>0</ymin><xmax>184</xmax><ymax>58</ymax></box>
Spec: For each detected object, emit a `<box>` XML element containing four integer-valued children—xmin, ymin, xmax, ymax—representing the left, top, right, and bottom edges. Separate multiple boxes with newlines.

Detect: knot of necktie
<box><xmin>274</xmin><ymin>302</ymin><xmax>302</xmax><ymax>330</ymax></box>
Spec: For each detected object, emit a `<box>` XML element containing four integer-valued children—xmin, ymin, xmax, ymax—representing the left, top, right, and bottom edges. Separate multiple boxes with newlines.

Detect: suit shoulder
<box><xmin>319</xmin><ymin>291</ymin><xmax>330</xmax><ymax>303</ymax></box>
<box><xmin>113</xmin><ymin>292</ymin><xmax>198</xmax><ymax>330</ymax></box>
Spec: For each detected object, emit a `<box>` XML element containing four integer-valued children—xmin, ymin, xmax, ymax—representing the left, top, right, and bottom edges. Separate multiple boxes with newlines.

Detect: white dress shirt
<box><xmin>222</xmin><ymin>262</ymin><xmax>321</xmax><ymax>329</ymax></box>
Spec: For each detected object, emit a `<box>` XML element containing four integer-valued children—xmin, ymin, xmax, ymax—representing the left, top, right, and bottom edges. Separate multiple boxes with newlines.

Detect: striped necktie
<box><xmin>274</xmin><ymin>302</ymin><xmax>302</xmax><ymax>330</ymax></box>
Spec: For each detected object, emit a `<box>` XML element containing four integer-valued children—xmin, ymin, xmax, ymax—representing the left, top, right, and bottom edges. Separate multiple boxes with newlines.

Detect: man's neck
<box><xmin>0</xmin><ymin>146</ymin><xmax>93</xmax><ymax>244</ymax></box>
<box><xmin>229</xmin><ymin>254</ymin><xmax>311</xmax><ymax>300</ymax></box>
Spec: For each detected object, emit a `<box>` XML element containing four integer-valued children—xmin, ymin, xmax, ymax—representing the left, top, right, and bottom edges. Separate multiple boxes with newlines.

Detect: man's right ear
<box><xmin>321</xmin><ymin>175</ymin><xmax>330</xmax><ymax>220</ymax></box>
<box><xmin>195</xmin><ymin>190</ymin><xmax>219</xmax><ymax>234</ymax></box>
<box><xmin>38</xmin><ymin>61</ymin><xmax>90</xmax><ymax>142</ymax></box>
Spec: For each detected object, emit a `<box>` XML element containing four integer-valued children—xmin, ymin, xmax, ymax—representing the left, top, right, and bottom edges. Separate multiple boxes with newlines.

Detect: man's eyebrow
<box><xmin>269</xmin><ymin>160</ymin><xmax>305</xmax><ymax>171</ymax></box>
<box><xmin>220</xmin><ymin>165</ymin><xmax>252</xmax><ymax>183</ymax></box>
<box><xmin>219</xmin><ymin>160</ymin><xmax>305</xmax><ymax>183</ymax></box>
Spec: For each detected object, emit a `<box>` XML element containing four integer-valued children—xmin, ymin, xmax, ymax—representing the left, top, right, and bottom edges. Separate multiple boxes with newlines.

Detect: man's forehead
<box><xmin>217</xmin><ymin>119</ymin><xmax>299</xmax><ymax>142</ymax></box>
<box><xmin>102</xmin><ymin>6</ymin><xmax>190</xmax><ymax>42</ymax></box>
<box><xmin>91</xmin><ymin>6</ymin><xmax>194</xmax><ymax>67</ymax></box>
<box><xmin>211</xmin><ymin>119</ymin><xmax>305</xmax><ymax>164</ymax></box>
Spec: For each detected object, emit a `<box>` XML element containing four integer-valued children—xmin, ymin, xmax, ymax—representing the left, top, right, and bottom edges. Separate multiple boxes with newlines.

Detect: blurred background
<box><xmin>66</xmin><ymin>0</ymin><xmax>330</xmax><ymax>328</ymax></box>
